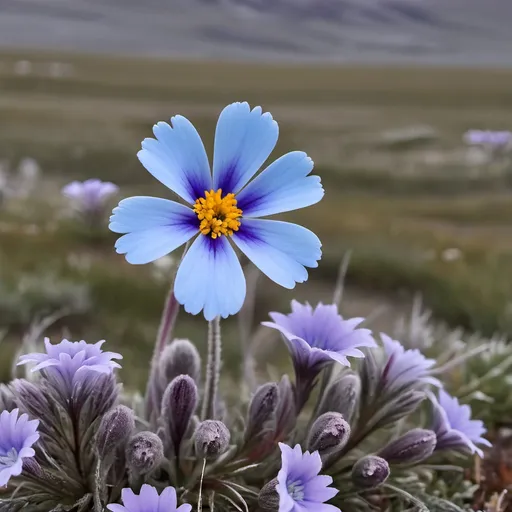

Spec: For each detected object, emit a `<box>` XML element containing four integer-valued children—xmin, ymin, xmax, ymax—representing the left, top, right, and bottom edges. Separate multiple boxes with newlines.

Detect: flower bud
<box><xmin>162</xmin><ymin>375</ymin><xmax>198</xmax><ymax>453</ymax></box>
<box><xmin>258</xmin><ymin>478</ymin><xmax>279</xmax><ymax>511</ymax></box>
<box><xmin>378</xmin><ymin>428</ymin><xmax>436</xmax><ymax>465</ymax></box>
<box><xmin>307</xmin><ymin>412</ymin><xmax>351</xmax><ymax>456</ymax></box>
<box><xmin>97</xmin><ymin>405</ymin><xmax>135</xmax><ymax>459</ymax></box>
<box><xmin>194</xmin><ymin>420</ymin><xmax>230</xmax><ymax>459</ymax></box>
<box><xmin>22</xmin><ymin>457</ymin><xmax>43</xmax><ymax>479</ymax></box>
<box><xmin>126</xmin><ymin>432</ymin><xmax>164</xmax><ymax>474</ymax></box>
<box><xmin>319</xmin><ymin>373</ymin><xmax>360</xmax><ymax>423</ymax></box>
<box><xmin>245</xmin><ymin>383</ymin><xmax>278</xmax><ymax>442</ymax></box>
<box><xmin>352</xmin><ymin>455</ymin><xmax>390</xmax><ymax>489</ymax></box>
<box><xmin>159</xmin><ymin>339</ymin><xmax>201</xmax><ymax>386</ymax></box>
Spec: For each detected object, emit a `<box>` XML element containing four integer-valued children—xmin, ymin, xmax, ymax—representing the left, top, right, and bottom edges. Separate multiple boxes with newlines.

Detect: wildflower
<box><xmin>464</xmin><ymin>129</ymin><xmax>512</xmax><ymax>148</ymax></box>
<box><xmin>107</xmin><ymin>485</ymin><xmax>191</xmax><ymax>512</ymax></box>
<box><xmin>263</xmin><ymin>301</ymin><xmax>375</xmax><ymax>408</ymax></box>
<box><xmin>62</xmin><ymin>178</ymin><xmax>118</xmax><ymax>219</ymax></box>
<box><xmin>265</xmin><ymin>301</ymin><xmax>375</xmax><ymax>372</ymax></box>
<box><xmin>0</xmin><ymin>409</ymin><xmax>39</xmax><ymax>487</ymax></box>
<box><xmin>18</xmin><ymin>338</ymin><xmax>122</xmax><ymax>389</ymax></box>
<box><xmin>277</xmin><ymin>443</ymin><xmax>339</xmax><ymax>512</ymax></box>
<box><xmin>110</xmin><ymin>102</ymin><xmax>323</xmax><ymax>321</ymax></box>
<box><xmin>430</xmin><ymin>390</ymin><xmax>491</xmax><ymax>457</ymax></box>
<box><xmin>379</xmin><ymin>333</ymin><xmax>441</xmax><ymax>392</ymax></box>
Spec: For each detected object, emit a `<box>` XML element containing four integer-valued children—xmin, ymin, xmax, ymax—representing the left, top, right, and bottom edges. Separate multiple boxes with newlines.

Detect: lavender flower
<box><xmin>0</xmin><ymin>409</ymin><xmax>39</xmax><ymax>487</ymax></box>
<box><xmin>380</xmin><ymin>333</ymin><xmax>441</xmax><ymax>392</ymax></box>
<box><xmin>263</xmin><ymin>301</ymin><xmax>375</xmax><ymax>408</ymax></box>
<box><xmin>464</xmin><ymin>129</ymin><xmax>512</xmax><ymax>148</ymax></box>
<box><xmin>431</xmin><ymin>390</ymin><xmax>491</xmax><ymax>457</ymax></box>
<box><xmin>62</xmin><ymin>178</ymin><xmax>119</xmax><ymax>219</ymax></box>
<box><xmin>107</xmin><ymin>484</ymin><xmax>191</xmax><ymax>512</ymax></box>
<box><xmin>18</xmin><ymin>338</ymin><xmax>122</xmax><ymax>389</ymax></box>
<box><xmin>264</xmin><ymin>301</ymin><xmax>375</xmax><ymax>372</ymax></box>
<box><xmin>277</xmin><ymin>443</ymin><xmax>339</xmax><ymax>512</ymax></box>
<box><xmin>109</xmin><ymin>102</ymin><xmax>324</xmax><ymax>321</ymax></box>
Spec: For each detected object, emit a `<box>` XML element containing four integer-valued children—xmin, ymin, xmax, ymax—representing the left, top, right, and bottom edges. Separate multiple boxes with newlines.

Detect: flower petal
<box><xmin>158</xmin><ymin>487</ymin><xmax>177</xmax><ymax>512</ymax></box>
<box><xmin>174</xmin><ymin>235</ymin><xmax>246</xmax><ymax>320</ymax></box>
<box><xmin>237</xmin><ymin>151</ymin><xmax>324</xmax><ymax>217</ymax></box>
<box><xmin>213</xmin><ymin>102</ymin><xmax>278</xmax><ymax>193</ymax></box>
<box><xmin>232</xmin><ymin>219</ymin><xmax>321</xmax><ymax>289</ymax></box>
<box><xmin>137</xmin><ymin>116</ymin><xmax>212</xmax><ymax>204</ymax></box>
<box><xmin>110</xmin><ymin>197</ymin><xmax>198</xmax><ymax>265</ymax></box>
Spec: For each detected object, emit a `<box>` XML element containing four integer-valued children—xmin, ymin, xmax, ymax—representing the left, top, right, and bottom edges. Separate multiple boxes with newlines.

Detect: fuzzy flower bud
<box><xmin>159</xmin><ymin>339</ymin><xmax>201</xmax><ymax>386</ymax></box>
<box><xmin>307</xmin><ymin>412</ymin><xmax>351</xmax><ymax>456</ymax></box>
<box><xmin>245</xmin><ymin>383</ymin><xmax>278</xmax><ymax>442</ymax></box>
<box><xmin>378</xmin><ymin>428</ymin><xmax>436</xmax><ymax>465</ymax></box>
<box><xmin>258</xmin><ymin>478</ymin><xmax>279</xmax><ymax>511</ymax></box>
<box><xmin>352</xmin><ymin>455</ymin><xmax>390</xmax><ymax>489</ymax></box>
<box><xmin>319</xmin><ymin>373</ymin><xmax>360</xmax><ymax>423</ymax></box>
<box><xmin>162</xmin><ymin>375</ymin><xmax>198</xmax><ymax>454</ymax></box>
<box><xmin>97</xmin><ymin>405</ymin><xmax>135</xmax><ymax>459</ymax></box>
<box><xmin>194</xmin><ymin>420</ymin><xmax>230</xmax><ymax>459</ymax></box>
<box><xmin>126</xmin><ymin>432</ymin><xmax>164</xmax><ymax>474</ymax></box>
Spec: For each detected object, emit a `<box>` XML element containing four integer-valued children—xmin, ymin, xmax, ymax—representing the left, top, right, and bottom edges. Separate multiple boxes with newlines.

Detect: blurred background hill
<box><xmin>1</xmin><ymin>0</ymin><xmax>512</xmax><ymax>65</ymax></box>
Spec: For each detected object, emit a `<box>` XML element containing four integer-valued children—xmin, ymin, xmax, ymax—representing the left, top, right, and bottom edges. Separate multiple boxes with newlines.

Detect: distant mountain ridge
<box><xmin>0</xmin><ymin>0</ymin><xmax>511</xmax><ymax>66</ymax></box>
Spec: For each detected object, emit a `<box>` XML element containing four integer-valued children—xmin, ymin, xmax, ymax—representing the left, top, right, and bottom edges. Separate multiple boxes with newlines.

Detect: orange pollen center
<box><xmin>193</xmin><ymin>189</ymin><xmax>242</xmax><ymax>239</ymax></box>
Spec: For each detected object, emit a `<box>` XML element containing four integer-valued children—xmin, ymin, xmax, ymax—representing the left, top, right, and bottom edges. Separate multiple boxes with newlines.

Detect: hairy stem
<box><xmin>202</xmin><ymin>316</ymin><xmax>222</xmax><ymax>420</ymax></box>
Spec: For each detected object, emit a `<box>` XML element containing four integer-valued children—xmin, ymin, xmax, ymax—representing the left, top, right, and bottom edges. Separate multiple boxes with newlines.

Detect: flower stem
<box><xmin>202</xmin><ymin>316</ymin><xmax>222</xmax><ymax>420</ymax></box>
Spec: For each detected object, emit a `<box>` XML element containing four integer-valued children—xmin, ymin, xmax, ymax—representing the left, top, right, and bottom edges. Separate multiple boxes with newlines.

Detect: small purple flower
<box><xmin>0</xmin><ymin>409</ymin><xmax>39</xmax><ymax>487</ymax></box>
<box><xmin>264</xmin><ymin>301</ymin><xmax>375</xmax><ymax>409</ymax></box>
<box><xmin>464</xmin><ymin>130</ymin><xmax>512</xmax><ymax>148</ymax></box>
<box><xmin>277</xmin><ymin>443</ymin><xmax>339</xmax><ymax>512</ymax></box>
<box><xmin>431</xmin><ymin>390</ymin><xmax>491</xmax><ymax>457</ymax></box>
<box><xmin>380</xmin><ymin>333</ymin><xmax>441</xmax><ymax>392</ymax></box>
<box><xmin>107</xmin><ymin>484</ymin><xmax>191</xmax><ymax>512</ymax></box>
<box><xmin>18</xmin><ymin>338</ymin><xmax>122</xmax><ymax>388</ymax></box>
<box><xmin>264</xmin><ymin>301</ymin><xmax>376</xmax><ymax>374</ymax></box>
<box><xmin>62</xmin><ymin>178</ymin><xmax>118</xmax><ymax>217</ymax></box>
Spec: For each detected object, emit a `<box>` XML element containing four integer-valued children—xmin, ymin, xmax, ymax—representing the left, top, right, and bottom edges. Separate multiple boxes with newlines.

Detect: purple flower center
<box><xmin>287</xmin><ymin>479</ymin><xmax>305</xmax><ymax>501</ymax></box>
<box><xmin>0</xmin><ymin>448</ymin><xmax>18</xmax><ymax>468</ymax></box>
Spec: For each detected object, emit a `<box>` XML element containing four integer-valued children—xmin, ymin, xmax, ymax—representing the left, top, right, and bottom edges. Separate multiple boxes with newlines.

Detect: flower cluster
<box><xmin>0</xmin><ymin>103</ymin><xmax>492</xmax><ymax>512</ymax></box>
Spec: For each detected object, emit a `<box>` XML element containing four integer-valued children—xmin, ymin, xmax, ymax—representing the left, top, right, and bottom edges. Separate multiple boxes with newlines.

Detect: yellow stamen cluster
<box><xmin>193</xmin><ymin>189</ymin><xmax>242</xmax><ymax>239</ymax></box>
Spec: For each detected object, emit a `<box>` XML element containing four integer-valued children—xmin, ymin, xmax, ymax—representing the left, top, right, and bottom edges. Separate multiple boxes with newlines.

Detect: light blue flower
<box><xmin>110</xmin><ymin>102</ymin><xmax>323</xmax><ymax>320</ymax></box>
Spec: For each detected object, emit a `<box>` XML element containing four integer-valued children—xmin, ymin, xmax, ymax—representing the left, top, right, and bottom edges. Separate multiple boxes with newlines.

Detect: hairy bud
<box><xmin>319</xmin><ymin>373</ymin><xmax>360</xmax><ymax>423</ymax></box>
<box><xmin>352</xmin><ymin>455</ymin><xmax>390</xmax><ymax>489</ymax></box>
<box><xmin>160</xmin><ymin>339</ymin><xmax>201</xmax><ymax>386</ymax></box>
<box><xmin>194</xmin><ymin>420</ymin><xmax>230</xmax><ymax>459</ymax></box>
<box><xmin>162</xmin><ymin>375</ymin><xmax>198</xmax><ymax>454</ymax></box>
<box><xmin>126</xmin><ymin>432</ymin><xmax>164</xmax><ymax>474</ymax></box>
<box><xmin>307</xmin><ymin>412</ymin><xmax>351</xmax><ymax>456</ymax></box>
<box><xmin>258</xmin><ymin>478</ymin><xmax>279</xmax><ymax>511</ymax></box>
<box><xmin>378</xmin><ymin>428</ymin><xmax>437</xmax><ymax>465</ymax></box>
<box><xmin>22</xmin><ymin>458</ymin><xmax>43</xmax><ymax>479</ymax></box>
<box><xmin>245</xmin><ymin>383</ymin><xmax>278</xmax><ymax>442</ymax></box>
<box><xmin>97</xmin><ymin>405</ymin><xmax>135</xmax><ymax>459</ymax></box>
